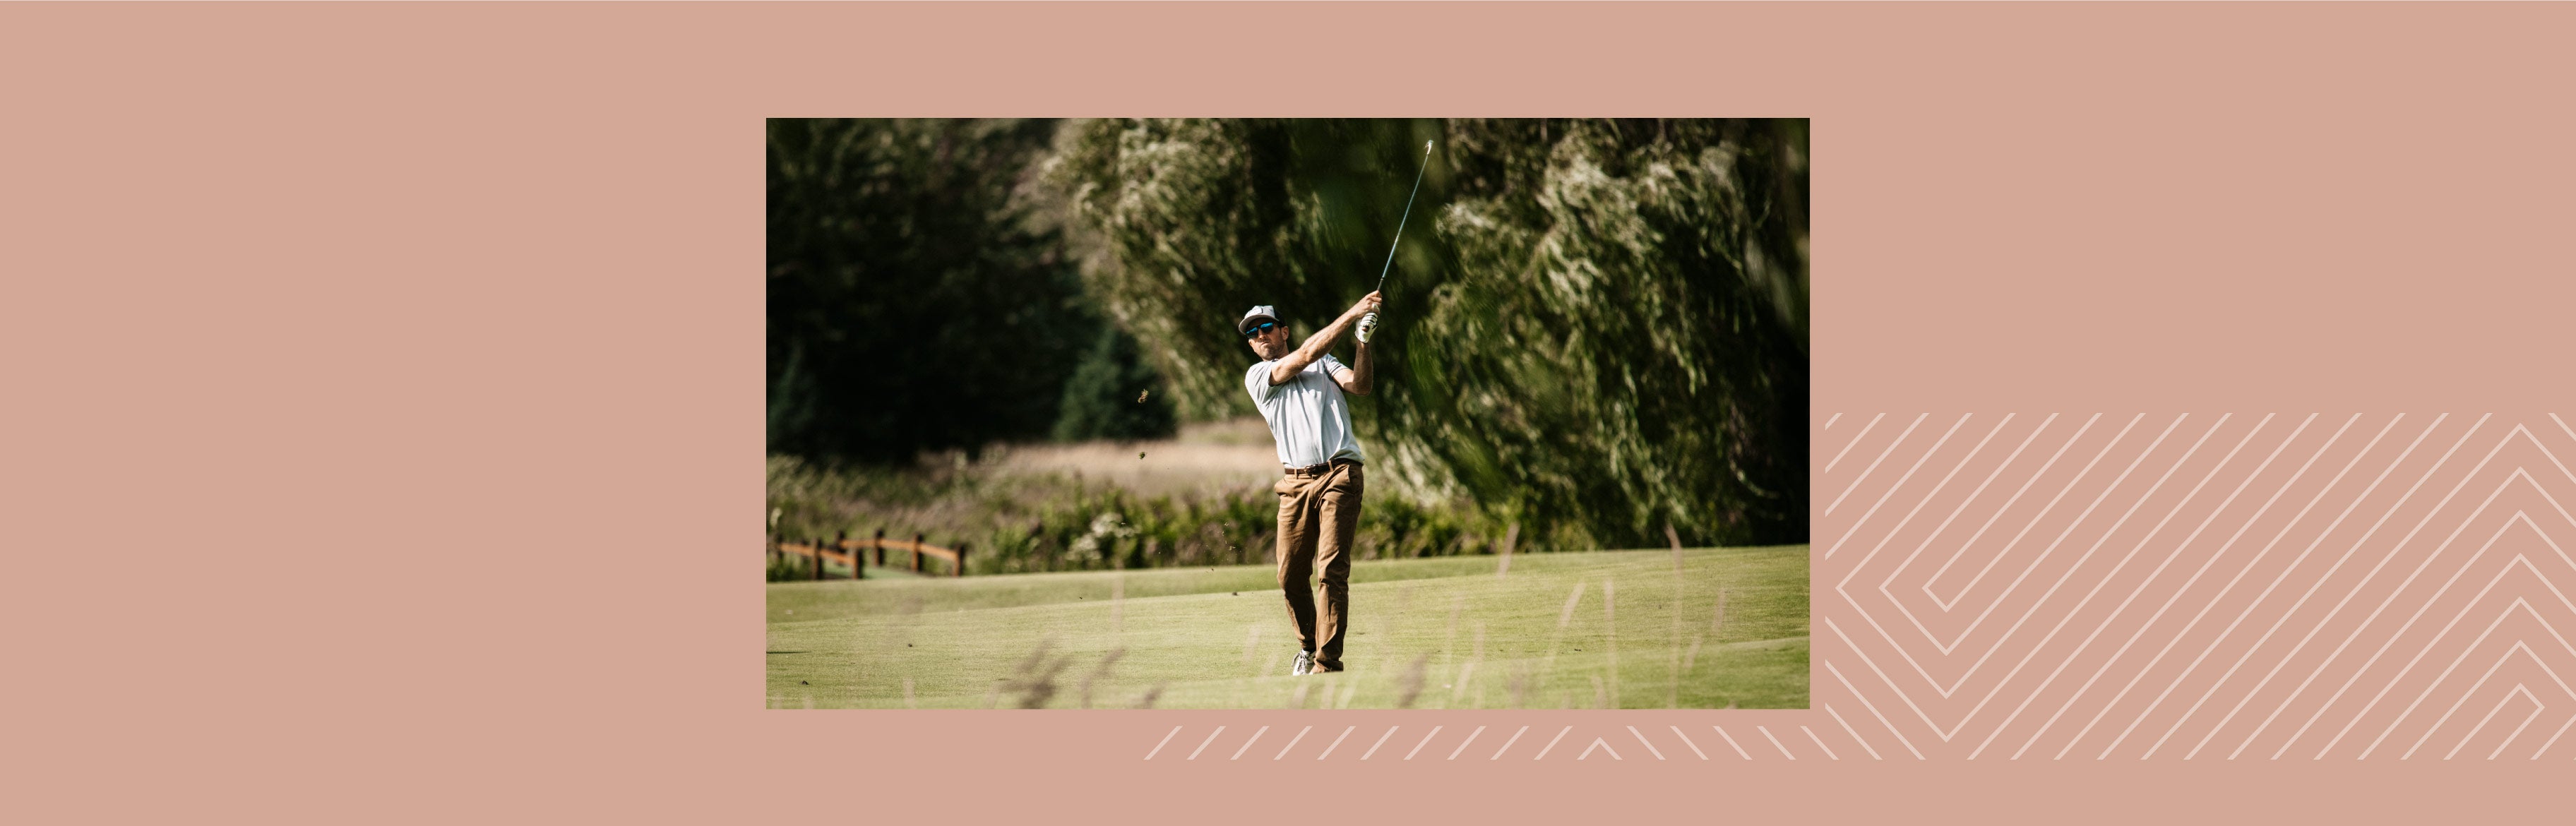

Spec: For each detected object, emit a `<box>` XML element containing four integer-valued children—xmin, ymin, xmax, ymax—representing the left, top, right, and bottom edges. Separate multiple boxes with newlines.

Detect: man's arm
<box><xmin>1269</xmin><ymin>292</ymin><xmax>1382</xmax><ymax>386</ymax></box>
<box><xmin>1332</xmin><ymin>340</ymin><xmax>1373</xmax><ymax>395</ymax></box>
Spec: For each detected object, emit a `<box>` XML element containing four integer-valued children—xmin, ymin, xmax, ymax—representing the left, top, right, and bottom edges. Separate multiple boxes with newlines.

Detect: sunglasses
<box><xmin>1241</xmin><ymin>321</ymin><xmax>1278</xmax><ymax>339</ymax></box>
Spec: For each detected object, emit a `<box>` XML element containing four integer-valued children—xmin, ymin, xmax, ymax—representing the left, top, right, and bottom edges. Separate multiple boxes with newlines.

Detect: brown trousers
<box><xmin>1275</xmin><ymin>460</ymin><xmax>1362</xmax><ymax>673</ymax></box>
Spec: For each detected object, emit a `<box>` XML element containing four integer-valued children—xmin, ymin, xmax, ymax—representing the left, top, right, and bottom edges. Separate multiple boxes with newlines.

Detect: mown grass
<box><xmin>766</xmin><ymin>545</ymin><xmax>1806</xmax><ymax>709</ymax></box>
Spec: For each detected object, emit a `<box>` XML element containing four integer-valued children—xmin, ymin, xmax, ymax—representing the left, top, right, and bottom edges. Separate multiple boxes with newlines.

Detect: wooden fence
<box><xmin>770</xmin><ymin>528</ymin><xmax>970</xmax><ymax>580</ymax></box>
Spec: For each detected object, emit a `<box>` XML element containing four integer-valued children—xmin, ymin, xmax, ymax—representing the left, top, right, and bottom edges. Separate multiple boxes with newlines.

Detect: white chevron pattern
<box><xmin>1823</xmin><ymin>413</ymin><xmax>2576</xmax><ymax>759</ymax></box>
<box><xmin>1134</xmin><ymin>414</ymin><xmax>2576</xmax><ymax>762</ymax></box>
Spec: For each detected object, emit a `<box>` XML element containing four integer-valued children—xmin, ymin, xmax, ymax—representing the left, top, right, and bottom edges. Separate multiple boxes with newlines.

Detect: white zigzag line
<box><xmin>2392</xmin><ymin>589</ymin><xmax>2576</xmax><ymax>760</ymax></box>
<box><xmin>2354</xmin><ymin>532</ymin><xmax>2576</xmax><ymax>759</ymax></box>
<box><xmin>2098</xmin><ymin>413</ymin><xmax>2407</xmax><ymax>759</ymax></box>
<box><xmin>1916</xmin><ymin>414</ymin><xmax>2157</xmax><ymax>661</ymax></box>
<box><xmin>1913</xmin><ymin>413</ymin><xmax>2065</xmax><ymax>613</ymax></box>
<box><xmin>1859</xmin><ymin>412</ymin><xmax>2010</xmax><ymax>653</ymax></box>
<box><xmin>1834</xmin><ymin>414</ymin><xmax>2151</xmax><ymax>704</ymax></box>
<box><xmin>2296</xmin><ymin>428</ymin><xmax>2576</xmax><ymax>757</ymax></box>
<box><xmin>2346</xmin><ymin>505</ymin><xmax>2576</xmax><ymax>758</ymax></box>
<box><xmin>2407</xmin><ymin>635</ymin><xmax>2562</xmax><ymax>760</ymax></box>
<box><xmin>1849</xmin><ymin>414</ymin><xmax>2000</xmax><ymax>583</ymax></box>
<box><xmin>2529</xmin><ymin>701</ymin><xmax>2575</xmax><ymax>759</ymax></box>
<box><xmin>1826</xmin><ymin>412</ymin><xmax>1928</xmax><ymax>520</ymax></box>
<box><xmin>1974</xmin><ymin>414</ymin><xmax>2258</xmax><ymax>759</ymax></box>
<box><xmin>2455</xmin><ymin>683</ymin><xmax>2544</xmax><ymax>760</ymax></box>
<box><xmin>1828</xmin><ymin>414</ymin><xmax>1966</xmax><ymax>558</ymax></box>
<box><xmin>2032</xmin><ymin>414</ymin><xmax>2342</xmax><ymax>760</ymax></box>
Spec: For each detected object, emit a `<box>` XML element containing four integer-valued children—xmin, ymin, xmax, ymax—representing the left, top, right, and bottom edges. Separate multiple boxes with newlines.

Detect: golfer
<box><xmin>1240</xmin><ymin>293</ymin><xmax>1381</xmax><ymax>676</ymax></box>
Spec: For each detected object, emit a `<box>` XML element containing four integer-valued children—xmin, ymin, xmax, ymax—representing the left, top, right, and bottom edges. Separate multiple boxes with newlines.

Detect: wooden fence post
<box><xmin>955</xmin><ymin>543</ymin><xmax>968</xmax><ymax>577</ymax></box>
<box><xmin>836</xmin><ymin>529</ymin><xmax>849</xmax><ymax>580</ymax></box>
<box><xmin>873</xmin><ymin>529</ymin><xmax>886</xmax><ymax>568</ymax></box>
<box><xmin>811</xmin><ymin>537</ymin><xmax>821</xmax><ymax>582</ymax></box>
<box><xmin>912</xmin><ymin>533</ymin><xmax>925</xmax><ymax>573</ymax></box>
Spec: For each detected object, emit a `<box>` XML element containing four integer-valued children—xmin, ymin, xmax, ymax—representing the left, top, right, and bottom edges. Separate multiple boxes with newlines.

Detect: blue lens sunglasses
<box><xmin>1241</xmin><ymin>321</ymin><xmax>1278</xmax><ymax>339</ymax></box>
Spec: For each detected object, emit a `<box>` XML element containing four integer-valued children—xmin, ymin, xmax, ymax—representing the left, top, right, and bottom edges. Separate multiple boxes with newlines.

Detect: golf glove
<box><xmin>1355</xmin><ymin>312</ymin><xmax>1379</xmax><ymax>344</ymax></box>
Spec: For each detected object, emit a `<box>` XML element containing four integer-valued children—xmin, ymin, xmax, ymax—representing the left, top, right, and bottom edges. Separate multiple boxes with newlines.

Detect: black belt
<box><xmin>1283</xmin><ymin>458</ymin><xmax>1362</xmax><ymax>477</ymax></box>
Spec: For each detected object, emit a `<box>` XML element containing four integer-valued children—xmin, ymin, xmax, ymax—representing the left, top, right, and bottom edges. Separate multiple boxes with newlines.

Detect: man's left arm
<box><xmin>1332</xmin><ymin>341</ymin><xmax>1373</xmax><ymax>395</ymax></box>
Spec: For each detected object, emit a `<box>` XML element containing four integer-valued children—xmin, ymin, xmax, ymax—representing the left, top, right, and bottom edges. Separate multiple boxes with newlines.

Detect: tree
<box><xmin>1052</xmin><ymin>325</ymin><xmax>1176</xmax><ymax>442</ymax></box>
<box><xmin>768</xmin><ymin>118</ymin><xmax>1094</xmax><ymax>462</ymax></box>
<box><xmin>1049</xmin><ymin>119</ymin><xmax>1808</xmax><ymax>548</ymax></box>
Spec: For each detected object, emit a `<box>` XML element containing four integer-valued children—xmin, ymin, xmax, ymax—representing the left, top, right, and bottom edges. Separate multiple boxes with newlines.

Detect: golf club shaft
<box><xmin>1371</xmin><ymin>140</ymin><xmax>1434</xmax><ymax>297</ymax></box>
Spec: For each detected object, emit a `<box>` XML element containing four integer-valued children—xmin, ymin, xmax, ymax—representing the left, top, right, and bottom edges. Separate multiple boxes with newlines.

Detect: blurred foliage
<box><xmin>1046</xmin><ymin>119</ymin><xmax>1809</xmax><ymax>548</ymax></box>
<box><xmin>768</xmin><ymin>118</ymin><xmax>1118</xmax><ymax>462</ymax></box>
<box><xmin>1052</xmin><ymin>325</ymin><xmax>1178</xmax><ymax>442</ymax></box>
<box><xmin>765</xmin><ymin>455</ymin><xmax>1517</xmax><ymax>575</ymax></box>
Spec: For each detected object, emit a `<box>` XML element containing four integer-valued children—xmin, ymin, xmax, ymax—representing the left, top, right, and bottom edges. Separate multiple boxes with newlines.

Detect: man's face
<box><xmin>1244</xmin><ymin>320</ymin><xmax>1288</xmax><ymax>359</ymax></box>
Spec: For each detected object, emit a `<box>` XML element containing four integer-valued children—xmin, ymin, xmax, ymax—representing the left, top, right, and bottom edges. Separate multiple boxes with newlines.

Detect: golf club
<box><xmin>1371</xmin><ymin>139</ymin><xmax>1435</xmax><ymax>298</ymax></box>
<box><xmin>1359</xmin><ymin>140</ymin><xmax>1431</xmax><ymax>345</ymax></box>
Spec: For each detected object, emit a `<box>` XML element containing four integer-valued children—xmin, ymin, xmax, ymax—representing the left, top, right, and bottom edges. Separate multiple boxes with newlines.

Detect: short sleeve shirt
<box><xmin>1245</xmin><ymin>354</ymin><xmax>1365</xmax><ymax>467</ymax></box>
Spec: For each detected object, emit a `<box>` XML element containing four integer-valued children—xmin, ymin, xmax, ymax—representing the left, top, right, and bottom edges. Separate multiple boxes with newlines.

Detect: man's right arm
<box><xmin>1269</xmin><ymin>292</ymin><xmax>1382</xmax><ymax>386</ymax></box>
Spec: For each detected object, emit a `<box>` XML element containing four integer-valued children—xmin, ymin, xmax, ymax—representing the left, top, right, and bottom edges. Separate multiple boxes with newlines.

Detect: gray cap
<box><xmin>1238</xmin><ymin>305</ymin><xmax>1279</xmax><ymax>334</ymax></box>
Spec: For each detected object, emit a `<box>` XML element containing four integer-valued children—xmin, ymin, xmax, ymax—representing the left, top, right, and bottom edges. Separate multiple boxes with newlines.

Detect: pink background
<box><xmin>7</xmin><ymin>2</ymin><xmax>2573</xmax><ymax>822</ymax></box>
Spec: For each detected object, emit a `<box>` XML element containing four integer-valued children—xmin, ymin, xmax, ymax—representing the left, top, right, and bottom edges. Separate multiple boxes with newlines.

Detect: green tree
<box><xmin>1052</xmin><ymin>325</ymin><xmax>1177</xmax><ymax>442</ymax></box>
<box><xmin>768</xmin><ymin>118</ymin><xmax>1096</xmax><ymax>462</ymax></box>
<box><xmin>1049</xmin><ymin>119</ymin><xmax>1807</xmax><ymax>549</ymax></box>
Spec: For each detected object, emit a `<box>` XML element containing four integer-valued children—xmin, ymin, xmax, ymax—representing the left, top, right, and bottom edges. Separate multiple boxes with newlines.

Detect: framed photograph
<box><xmin>766</xmin><ymin>118</ymin><xmax>1811</xmax><ymax>711</ymax></box>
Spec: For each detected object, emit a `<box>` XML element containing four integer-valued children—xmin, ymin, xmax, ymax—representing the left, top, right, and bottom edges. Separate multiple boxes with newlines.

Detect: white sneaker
<box><xmin>1292</xmin><ymin>650</ymin><xmax>1315</xmax><ymax>676</ymax></box>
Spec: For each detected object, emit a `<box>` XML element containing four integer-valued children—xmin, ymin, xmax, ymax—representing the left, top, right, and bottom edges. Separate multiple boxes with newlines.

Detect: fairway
<box><xmin>767</xmin><ymin>546</ymin><xmax>1806</xmax><ymax>709</ymax></box>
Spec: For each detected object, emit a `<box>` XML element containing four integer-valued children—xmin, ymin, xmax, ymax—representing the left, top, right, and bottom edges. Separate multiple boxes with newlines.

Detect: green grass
<box><xmin>766</xmin><ymin>545</ymin><xmax>1806</xmax><ymax>709</ymax></box>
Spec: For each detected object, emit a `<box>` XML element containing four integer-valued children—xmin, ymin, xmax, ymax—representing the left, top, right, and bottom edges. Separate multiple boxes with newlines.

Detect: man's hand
<box><xmin>1269</xmin><ymin>292</ymin><xmax>1384</xmax><ymax>387</ymax></box>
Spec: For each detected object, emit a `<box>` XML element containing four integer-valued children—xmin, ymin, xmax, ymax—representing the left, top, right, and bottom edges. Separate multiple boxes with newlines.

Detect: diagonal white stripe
<box><xmin>1669</xmin><ymin>725</ymin><xmax>1710</xmax><ymax>760</ymax></box>
<box><xmin>2099</xmin><ymin>413</ymin><xmax>2408</xmax><ymax>759</ymax></box>
<box><xmin>1758</xmin><ymin>725</ymin><xmax>1796</xmax><ymax>759</ymax></box>
<box><xmin>1143</xmin><ymin>726</ymin><xmax>1182</xmax><ymax>760</ymax></box>
<box><xmin>1360</xmin><ymin>726</ymin><xmax>1399</xmax><ymax>760</ymax></box>
<box><xmin>1967</xmin><ymin>414</ymin><xmax>2226</xmax><ymax>758</ymax></box>
<box><xmin>1835</xmin><ymin>414</ymin><xmax>2152</xmax><ymax>710</ymax></box>
<box><xmin>1825</xmin><ymin>658</ymin><xmax>1923</xmax><ymax>758</ymax></box>
<box><xmin>1977</xmin><ymin>413</ymin><xmax>2253</xmax><ymax>758</ymax></box>
<box><xmin>1316</xmin><ymin>726</ymin><xmax>1356</xmax><ymax>760</ymax></box>
<box><xmin>2155</xmin><ymin>413</ymin><xmax>2463</xmax><ymax>758</ymax></box>
<box><xmin>1232</xmin><ymin>726</ymin><xmax>1268</xmax><ymax>760</ymax></box>
<box><xmin>1826</xmin><ymin>412</ymin><xmax>1886</xmax><ymax>473</ymax></box>
<box><xmin>1446</xmin><ymin>725</ymin><xmax>1486</xmax><ymax>760</ymax></box>
<box><xmin>1827</xmin><ymin>412</ymin><xmax>1928</xmax><ymax>517</ymax></box>
<box><xmin>1489</xmin><ymin>726</ymin><xmax>1529</xmax><ymax>760</ymax></box>
<box><xmin>1274</xmin><ymin>725</ymin><xmax>1311</xmax><ymax>760</ymax></box>
<box><xmin>1626</xmin><ymin>726</ymin><xmax>1666</xmax><ymax>760</ymax></box>
<box><xmin>1403</xmin><ymin>725</ymin><xmax>1441</xmax><ymax>760</ymax></box>
<box><xmin>2020</xmin><ymin>414</ymin><xmax>2327</xmax><ymax>759</ymax></box>
<box><xmin>1532</xmin><ymin>726</ymin><xmax>1573</xmax><ymax>760</ymax></box>
<box><xmin>1188</xmin><ymin>726</ymin><xmax>1226</xmax><ymax>760</ymax></box>
<box><xmin>1826</xmin><ymin>704</ymin><xmax>1885</xmax><ymax>760</ymax></box>
<box><xmin>1712</xmin><ymin>725</ymin><xmax>1751</xmax><ymax>758</ymax></box>
<box><xmin>1828</xmin><ymin>413</ymin><xmax>1965</xmax><ymax>557</ymax></box>
<box><xmin>1919</xmin><ymin>412</ymin><xmax>2094</xmax><ymax>613</ymax></box>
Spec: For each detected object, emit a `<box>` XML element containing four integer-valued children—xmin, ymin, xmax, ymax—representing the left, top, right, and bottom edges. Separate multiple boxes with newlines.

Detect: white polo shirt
<box><xmin>1245</xmin><ymin>355</ymin><xmax>1366</xmax><ymax>468</ymax></box>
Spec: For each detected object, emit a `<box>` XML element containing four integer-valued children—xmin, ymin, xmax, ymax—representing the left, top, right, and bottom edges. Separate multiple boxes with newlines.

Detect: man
<box><xmin>1240</xmin><ymin>292</ymin><xmax>1381</xmax><ymax>676</ymax></box>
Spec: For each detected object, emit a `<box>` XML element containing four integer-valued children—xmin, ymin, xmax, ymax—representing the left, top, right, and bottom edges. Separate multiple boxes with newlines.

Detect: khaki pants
<box><xmin>1275</xmin><ymin>460</ymin><xmax>1362</xmax><ymax>673</ymax></box>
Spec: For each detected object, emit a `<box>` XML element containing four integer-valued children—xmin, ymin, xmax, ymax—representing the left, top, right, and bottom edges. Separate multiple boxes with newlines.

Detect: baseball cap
<box><xmin>1238</xmin><ymin>305</ymin><xmax>1279</xmax><ymax>335</ymax></box>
